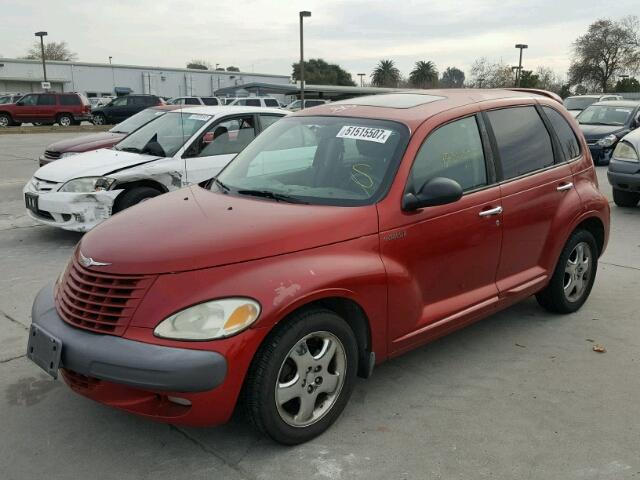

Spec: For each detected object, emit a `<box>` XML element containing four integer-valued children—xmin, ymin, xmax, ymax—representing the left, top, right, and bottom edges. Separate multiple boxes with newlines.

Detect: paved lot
<box><xmin>1</xmin><ymin>133</ymin><xmax>639</xmax><ymax>480</ymax></box>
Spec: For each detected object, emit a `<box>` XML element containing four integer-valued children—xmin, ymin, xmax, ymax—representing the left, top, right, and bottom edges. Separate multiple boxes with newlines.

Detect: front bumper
<box><xmin>30</xmin><ymin>283</ymin><xmax>227</xmax><ymax>392</ymax></box>
<box><xmin>23</xmin><ymin>180</ymin><xmax>122</xmax><ymax>232</ymax></box>
<box><xmin>607</xmin><ymin>158</ymin><xmax>640</xmax><ymax>192</ymax></box>
<box><xmin>588</xmin><ymin>144</ymin><xmax>614</xmax><ymax>165</ymax></box>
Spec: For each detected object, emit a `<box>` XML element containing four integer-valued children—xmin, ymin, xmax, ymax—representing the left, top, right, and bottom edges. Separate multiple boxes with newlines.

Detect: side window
<box><xmin>185</xmin><ymin>98</ymin><xmax>200</xmax><ymax>105</ymax></box>
<box><xmin>264</xmin><ymin>99</ymin><xmax>279</xmax><ymax>107</ymax></box>
<box><xmin>19</xmin><ymin>95</ymin><xmax>38</xmax><ymax>106</ymax></box>
<box><xmin>202</xmin><ymin>97</ymin><xmax>219</xmax><ymax>106</ymax></box>
<box><xmin>131</xmin><ymin>97</ymin><xmax>148</xmax><ymax>106</ymax></box>
<box><xmin>194</xmin><ymin>116</ymin><xmax>256</xmax><ymax>157</ymax></box>
<box><xmin>111</xmin><ymin>97</ymin><xmax>127</xmax><ymax>107</ymax></box>
<box><xmin>245</xmin><ymin>99</ymin><xmax>261</xmax><ymax>107</ymax></box>
<box><xmin>259</xmin><ymin>115</ymin><xmax>282</xmax><ymax>130</ymax></box>
<box><xmin>542</xmin><ymin>106</ymin><xmax>581</xmax><ymax>161</ymax></box>
<box><xmin>59</xmin><ymin>95</ymin><xmax>80</xmax><ymax>106</ymax></box>
<box><xmin>486</xmin><ymin>106</ymin><xmax>554</xmax><ymax>180</ymax></box>
<box><xmin>307</xmin><ymin>100</ymin><xmax>324</xmax><ymax>107</ymax></box>
<box><xmin>407</xmin><ymin>116</ymin><xmax>488</xmax><ymax>193</ymax></box>
<box><xmin>38</xmin><ymin>94</ymin><xmax>57</xmax><ymax>106</ymax></box>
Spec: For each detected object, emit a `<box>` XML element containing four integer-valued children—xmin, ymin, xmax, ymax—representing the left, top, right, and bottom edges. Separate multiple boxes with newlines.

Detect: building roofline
<box><xmin>0</xmin><ymin>57</ymin><xmax>290</xmax><ymax>79</ymax></box>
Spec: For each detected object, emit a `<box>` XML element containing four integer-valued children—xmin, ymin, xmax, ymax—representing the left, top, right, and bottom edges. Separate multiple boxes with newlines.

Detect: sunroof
<box><xmin>340</xmin><ymin>93</ymin><xmax>446</xmax><ymax>109</ymax></box>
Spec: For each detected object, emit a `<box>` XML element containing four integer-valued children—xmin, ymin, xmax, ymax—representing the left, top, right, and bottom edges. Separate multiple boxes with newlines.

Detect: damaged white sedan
<box><xmin>23</xmin><ymin>106</ymin><xmax>285</xmax><ymax>231</ymax></box>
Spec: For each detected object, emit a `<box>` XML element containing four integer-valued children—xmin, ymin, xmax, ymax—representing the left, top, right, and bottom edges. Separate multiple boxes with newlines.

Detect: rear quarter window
<box><xmin>264</xmin><ymin>99</ymin><xmax>279</xmax><ymax>107</ymax></box>
<box><xmin>59</xmin><ymin>95</ymin><xmax>81</xmax><ymax>106</ymax></box>
<box><xmin>486</xmin><ymin>106</ymin><xmax>554</xmax><ymax>180</ymax></box>
<box><xmin>542</xmin><ymin>106</ymin><xmax>581</xmax><ymax>161</ymax></box>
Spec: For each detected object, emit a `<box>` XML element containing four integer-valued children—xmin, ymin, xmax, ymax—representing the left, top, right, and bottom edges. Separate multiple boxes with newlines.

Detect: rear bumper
<box><xmin>73</xmin><ymin>114</ymin><xmax>92</xmax><ymax>122</ymax></box>
<box><xmin>30</xmin><ymin>283</ymin><xmax>227</xmax><ymax>392</ymax></box>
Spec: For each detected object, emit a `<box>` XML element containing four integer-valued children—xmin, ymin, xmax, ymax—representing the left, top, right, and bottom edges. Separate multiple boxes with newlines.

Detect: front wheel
<box><xmin>536</xmin><ymin>229</ymin><xmax>598</xmax><ymax>314</ymax></box>
<box><xmin>57</xmin><ymin>114</ymin><xmax>73</xmax><ymax>127</ymax></box>
<box><xmin>244</xmin><ymin>309</ymin><xmax>358</xmax><ymax>445</ymax></box>
<box><xmin>113</xmin><ymin>186</ymin><xmax>161</xmax><ymax>213</ymax></box>
<box><xmin>613</xmin><ymin>189</ymin><xmax>640</xmax><ymax>208</ymax></box>
<box><xmin>92</xmin><ymin>113</ymin><xmax>106</xmax><ymax>125</ymax></box>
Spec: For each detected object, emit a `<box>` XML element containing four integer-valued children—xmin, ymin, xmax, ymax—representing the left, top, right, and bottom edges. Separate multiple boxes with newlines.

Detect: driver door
<box><xmin>13</xmin><ymin>94</ymin><xmax>39</xmax><ymax>122</ymax></box>
<box><xmin>182</xmin><ymin>114</ymin><xmax>259</xmax><ymax>184</ymax></box>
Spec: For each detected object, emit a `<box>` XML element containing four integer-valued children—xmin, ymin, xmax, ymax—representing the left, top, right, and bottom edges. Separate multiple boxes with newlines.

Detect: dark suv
<box><xmin>91</xmin><ymin>94</ymin><xmax>164</xmax><ymax>125</ymax></box>
<box><xmin>0</xmin><ymin>92</ymin><xmax>91</xmax><ymax>127</ymax></box>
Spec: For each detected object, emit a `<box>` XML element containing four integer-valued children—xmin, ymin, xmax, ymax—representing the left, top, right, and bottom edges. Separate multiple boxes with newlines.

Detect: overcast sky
<box><xmin>0</xmin><ymin>0</ymin><xmax>637</xmax><ymax>82</ymax></box>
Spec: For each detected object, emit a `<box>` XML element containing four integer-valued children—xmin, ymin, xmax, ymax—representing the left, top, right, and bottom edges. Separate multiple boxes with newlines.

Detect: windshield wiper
<box><xmin>237</xmin><ymin>189</ymin><xmax>309</xmax><ymax>204</ymax></box>
<box><xmin>116</xmin><ymin>146</ymin><xmax>142</xmax><ymax>153</ymax></box>
<box><xmin>214</xmin><ymin>178</ymin><xmax>230</xmax><ymax>193</ymax></box>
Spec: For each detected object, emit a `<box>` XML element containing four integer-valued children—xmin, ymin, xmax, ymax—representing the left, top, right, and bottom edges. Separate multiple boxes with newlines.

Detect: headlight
<box><xmin>613</xmin><ymin>141</ymin><xmax>639</xmax><ymax>163</ymax></box>
<box><xmin>60</xmin><ymin>152</ymin><xmax>79</xmax><ymax>158</ymax></box>
<box><xmin>597</xmin><ymin>134</ymin><xmax>618</xmax><ymax>148</ymax></box>
<box><xmin>58</xmin><ymin>177</ymin><xmax>116</xmax><ymax>192</ymax></box>
<box><xmin>154</xmin><ymin>298</ymin><xmax>261</xmax><ymax>340</ymax></box>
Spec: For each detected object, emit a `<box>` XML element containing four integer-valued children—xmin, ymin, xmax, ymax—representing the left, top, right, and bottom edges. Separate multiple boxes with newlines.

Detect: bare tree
<box><xmin>469</xmin><ymin>58</ymin><xmax>513</xmax><ymax>88</ymax></box>
<box><xmin>24</xmin><ymin>41</ymin><xmax>77</xmax><ymax>61</ymax></box>
<box><xmin>568</xmin><ymin>16</ymin><xmax>640</xmax><ymax>92</ymax></box>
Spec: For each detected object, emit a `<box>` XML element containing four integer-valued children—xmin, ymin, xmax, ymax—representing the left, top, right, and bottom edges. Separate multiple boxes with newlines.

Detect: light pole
<box><xmin>358</xmin><ymin>73</ymin><xmax>365</xmax><ymax>87</ymax></box>
<box><xmin>299</xmin><ymin>10</ymin><xmax>311</xmax><ymax>109</ymax></box>
<box><xmin>515</xmin><ymin>43</ymin><xmax>528</xmax><ymax>87</ymax></box>
<box><xmin>109</xmin><ymin>56</ymin><xmax>112</xmax><ymax>64</ymax></box>
<box><xmin>34</xmin><ymin>31</ymin><xmax>48</xmax><ymax>84</ymax></box>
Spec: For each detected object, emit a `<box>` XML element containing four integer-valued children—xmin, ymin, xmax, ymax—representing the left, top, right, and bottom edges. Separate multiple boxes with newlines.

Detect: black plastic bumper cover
<box><xmin>30</xmin><ymin>283</ymin><xmax>227</xmax><ymax>393</ymax></box>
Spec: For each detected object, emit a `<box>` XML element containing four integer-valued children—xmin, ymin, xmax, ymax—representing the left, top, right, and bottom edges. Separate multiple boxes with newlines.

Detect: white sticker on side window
<box><xmin>188</xmin><ymin>114</ymin><xmax>210</xmax><ymax>121</ymax></box>
<box><xmin>336</xmin><ymin>125</ymin><xmax>393</xmax><ymax>143</ymax></box>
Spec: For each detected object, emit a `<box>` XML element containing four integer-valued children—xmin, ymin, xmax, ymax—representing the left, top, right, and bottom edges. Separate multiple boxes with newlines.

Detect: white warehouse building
<box><xmin>0</xmin><ymin>58</ymin><xmax>291</xmax><ymax>99</ymax></box>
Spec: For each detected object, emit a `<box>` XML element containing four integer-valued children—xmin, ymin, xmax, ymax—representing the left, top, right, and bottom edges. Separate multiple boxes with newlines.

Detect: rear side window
<box><xmin>264</xmin><ymin>99</ymin><xmax>279</xmax><ymax>107</ymax></box>
<box><xmin>542</xmin><ymin>106</ymin><xmax>580</xmax><ymax>161</ymax></box>
<box><xmin>306</xmin><ymin>100</ymin><xmax>324</xmax><ymax>107</ymax></box>
<box><xmin>202</xmin><ymin>97</ymin><xmax>219</xmax><ymax>106</ymax></box>
<box><xmin>59</xmin><ymin>95</ymin><xmax>80</xmax><ymax>106</ymax></box>
<box><xmin>486</xmin><ymin>106</ymin><xmax>554</xmax><ymax>180</ymax></box>
<box><xmin>185</xmin><ymin>98</ymin><xmax>200</xmax><ymax>105</ymax></box>
<box><xmin>408</xmin><ymin>116</ymin><xmax>487</xmax><ymax>193</ymax></box>
<box><xmin>245</xmin><ymin>99</ymin><xmax>261</xmax><ymax>107</ymax></box>
<box><xmin>38</xmin><ymin>94</ymin><xmax>57</xmax><ymax>105</ymax></box>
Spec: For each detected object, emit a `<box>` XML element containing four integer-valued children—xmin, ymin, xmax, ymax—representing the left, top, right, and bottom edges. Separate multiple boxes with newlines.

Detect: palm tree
<box><xmin>371</xmin><ymin>59</ymin><xmax>401</xmax><ymax>87</ymax></box>
<box><xmin>409</xmin><ymin>61</ymin><xmax>438</xmax><ymax>89</ymax></box>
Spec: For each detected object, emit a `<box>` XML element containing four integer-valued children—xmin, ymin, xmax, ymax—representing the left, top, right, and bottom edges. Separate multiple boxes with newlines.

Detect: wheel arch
<box><xmin>112</xmin><ymin>179</ymin><xmax>168</xmax><ymax>212</ymax></box>
<box><xmin>574</xmin><ymin>215</ymin><xmax>606</xmax><ymax>257</ymax></box>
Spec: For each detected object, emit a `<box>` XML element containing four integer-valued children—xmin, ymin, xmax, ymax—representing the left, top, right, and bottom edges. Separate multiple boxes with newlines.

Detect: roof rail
<box><xmin>506</xmin><ymin>88</ymin><xmax>562</xmax><ymax>104</ymax></box>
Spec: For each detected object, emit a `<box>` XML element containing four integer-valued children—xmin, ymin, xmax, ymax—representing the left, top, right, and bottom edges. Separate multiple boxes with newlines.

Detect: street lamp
<box><xmin>358</xmin><ymin>73</ymin><xmax>365</xmax><ymax>87</ymax></box>
<box><xmin>515</xmin><ymin>43</ymin><xmax>528</xmax><ymax>87</ymax></box>
<box><xmin>299</xmin><ymin>10</ymin><xmax>311</xmax><ymax>109</ymax></box>
<box><xmin>109</xmin><ymin>56</ymin><xmax>112</xmax><ymax>64</ymax></box>
<box><xmin>34</xmin><ymin>31</ymin><xmax>48</xmax><ymax>84</ymax></box>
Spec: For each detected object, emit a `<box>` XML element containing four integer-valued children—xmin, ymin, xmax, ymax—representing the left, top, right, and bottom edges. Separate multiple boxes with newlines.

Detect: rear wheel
<box><xmin>613</xmin><ymin>189</ymin><xmax>640</xmax><ymax>208</ymax></box>
<box><xmin>536</xmin><ymin>229</ymin><xmax>598</xmax><ymax>314</ymax></box>
<box><xmin>57</xmin><ymin>114</ymin><xmax>73</xmax><ymax>127</ymax></box>
<box><xmin>92</xmin><ymin>113</ymin><xmax>106</xmax><ymax>125</ymax></box>
<box><xmin>244</xmin><ymin>309</ymin><xmax>358</xmax><ymax>445</ymax></box>
<box><xmin>113</xmin><ymin>187</ymin><xmax>162</xmax><ymax>213</ymax></box>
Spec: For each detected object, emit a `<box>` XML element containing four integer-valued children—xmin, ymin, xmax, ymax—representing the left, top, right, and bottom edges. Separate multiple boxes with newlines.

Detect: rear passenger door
<box><xmin>484</xmin><ymin>105</ymin><xmax>578</xmax><ymax>296</ymax></box>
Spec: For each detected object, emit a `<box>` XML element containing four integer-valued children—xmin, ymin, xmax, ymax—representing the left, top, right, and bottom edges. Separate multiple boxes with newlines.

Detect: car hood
<box><xmin>578</xmin><ymin>124</ymin><xmax>627</xmax><ymax>142</ymax></box>
<box><xmin>79</xmin><ymin>186</ymin><xmax>379</xmax><ymax>275</ymax></box>
<box><xmin>35</xmin><ymin>148</ymin><xmax>161</xmax><ymax>183</ymax></box>
<box><xmin>45</xmin><ymin>132</ymin><xmax>125</xmax><ymax>153</ymax></box>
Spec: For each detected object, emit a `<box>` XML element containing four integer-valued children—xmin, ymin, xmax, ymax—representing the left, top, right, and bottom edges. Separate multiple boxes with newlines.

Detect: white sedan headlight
<box><xmin>154</xmin><ymin>298</ymin><xmax>261</xmax><ymax>340</ymax></box>
<box><xmin>597</xmin><ymin>134</ymin><xmax>618</xmax><ymax>148</ymax></box>
<box><xmin>613</xmin><ymin>141</ymin><xmax>639</xmax><ymax>163</ymax></box>
<box><xmin>58</xmin><ymin>177</ymin><xmax>116</xmax><ymax>192</ymax></box>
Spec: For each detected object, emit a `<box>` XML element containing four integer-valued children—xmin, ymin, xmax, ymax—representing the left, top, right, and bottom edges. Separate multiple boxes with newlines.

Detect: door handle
<box><xmin>557</xmin><ymin>182</ymin><xmax>574</xmax><ymax>192</ymax></box>
<box><xmin>479</xmin><ymin>206</ymin><xmax>503</xmax><ymax>217</ymax></box>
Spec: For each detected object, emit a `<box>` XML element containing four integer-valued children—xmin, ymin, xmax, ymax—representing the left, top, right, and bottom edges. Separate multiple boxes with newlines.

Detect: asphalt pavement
<box><xmin>0</xmin><ymin>132</ymin><xmax>639</xmax><ymax>480</ymax></box>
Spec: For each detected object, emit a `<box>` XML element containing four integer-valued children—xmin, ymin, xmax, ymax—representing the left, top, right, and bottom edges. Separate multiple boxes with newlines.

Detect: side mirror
<box><xmin>402</xmin><ymin>177</ymin><xmax>463</xmax><ymax>211</ymax></box>
<box><xmin>15</xmin><ymin>101</ymin><xmax>23</xmax><ymax>106</ymax></box>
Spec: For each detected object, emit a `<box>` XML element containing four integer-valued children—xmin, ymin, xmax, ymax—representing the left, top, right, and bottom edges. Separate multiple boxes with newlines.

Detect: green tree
<box><xmin>187</xmin><ymin>59</ymin><xmax>210</xmax><ymax>70</ymax></box>
<box><xmin>371</xmin><ymin>59</ymin><xmax>401</xmax><ymax>87</ymax></box>
<box><xmin>519</xmin><ymin>70</ymin><xmax>540</xmax><ymax>88</ymax></box>
<box><xmin>568</xmin><ymin>16</ymin><xmax>640</xmax><ymax>92</ymax></box>
<box><xmin>292</xmin><ymin>58</ymin><xmax>356</xmax><ymax>86</ymax></box>
<box><xmin>615</xmin><ymin>77</ymin><xmax>640</xmax><ymax>92</ymax></box>
<box><xmin>559</xmin><ymin>84</ymin><xmax>572</xmax><ymax>99</ymax></box>
<box><xmin>226</xmin><ymin>66</ymin><xmax>240</xmax><ymax>72</ymax></box>
<box><xmin>409</xmin><ymin>60</ymin><xmax>438</xmax><ymax>88</ymax></box>
<box><xmin>440</xmin><ymin>67</ymin><xmax>465</xmax><ymax>88</ymax></box>
<box><xmin>24</xmin><ymin>41</ymin><xmax>77</xmax><ymax>61</ymax></box>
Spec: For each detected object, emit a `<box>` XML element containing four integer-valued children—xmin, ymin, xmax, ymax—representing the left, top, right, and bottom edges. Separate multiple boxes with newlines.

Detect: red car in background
<box><xmin>38</xmin><ymin>105</ymin><xmax>182</xmax><ymax>166</ymax></box>
<box><xmin>0</xmin><ymin>92</ymin><xmax>91</xmax><ymax>127</ymax></box>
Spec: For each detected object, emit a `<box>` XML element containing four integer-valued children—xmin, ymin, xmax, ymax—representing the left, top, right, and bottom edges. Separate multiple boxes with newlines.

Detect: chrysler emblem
<box><xmin>79</xmin><ymin>251</ymin><xmax>111</xmax><ymax>267</ymax></box>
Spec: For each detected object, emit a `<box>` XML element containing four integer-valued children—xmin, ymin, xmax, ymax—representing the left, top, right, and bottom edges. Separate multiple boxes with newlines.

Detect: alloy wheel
<box><xmin>59</xmin><ymin>116</ymin><xmax>71</xmax><ymax>127</ymax></box>
<box><xmin>564</xmin><ymin>241</ymin><xmax>592</xmax><ymax>302</ymax></box>
<box><xmin>275</xmin><ymin>331</ymin><xmax>347</xmax><ymax>428</ymax></box>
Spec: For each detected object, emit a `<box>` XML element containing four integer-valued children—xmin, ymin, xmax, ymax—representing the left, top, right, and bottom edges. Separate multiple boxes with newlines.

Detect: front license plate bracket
<box><xmin>26</xmin><ymin>324</ymin><xmax>62</xmax><ymax>379</ymax></box>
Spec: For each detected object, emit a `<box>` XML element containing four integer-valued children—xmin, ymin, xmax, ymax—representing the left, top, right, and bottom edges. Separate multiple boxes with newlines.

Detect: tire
<box><xmin>244</xmin><ymin>308</ymin><xmax>359</xmax><ymax>445</ymax></box>
<box><xmin>113</xmin><ymin>186</ymin><xmax>161</xmax><ymax>213</ymax></box>
<box><xmin>57</xmin><ymin>113</ymin><xmax>73</xmax><ymax>127</ymax></box>
<box><xmin>92</xmin><ymin>113</ymin><xmax>106</xmax><ymax>125</ymax></box>
<box><xmin>613</xmin><ymin>189</ymin><xmax>640</xmax><ymax>208</ymax></box>
<box><xmin>536</xmin><ymin>229</ymin><xmax>598</xmax><ymax>314</ymax></box>
<box><xmin>0</xmin><ymin>113</ymin><xmax>11</xmax><ymax>127</ymax></box>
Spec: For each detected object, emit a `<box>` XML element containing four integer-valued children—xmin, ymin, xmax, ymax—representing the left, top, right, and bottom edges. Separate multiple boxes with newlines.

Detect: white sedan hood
<box><xmin>34</xmin><ymin>149</ymin><xmax>160</xmax><ymax>183</ymax></box>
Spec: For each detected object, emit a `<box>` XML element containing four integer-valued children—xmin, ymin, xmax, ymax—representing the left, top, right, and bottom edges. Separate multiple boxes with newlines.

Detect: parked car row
<box><xmin>25</xmin><ymin>88</ymin><xmax>611</xmax><ymax>445</ymax></box>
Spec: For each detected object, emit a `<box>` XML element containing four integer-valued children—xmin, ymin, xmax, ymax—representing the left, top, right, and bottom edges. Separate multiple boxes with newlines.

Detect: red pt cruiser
<box><xmin>28</xmin><ymin>89</ymin><xmax>610</xmax><ymax>444</ymax></box>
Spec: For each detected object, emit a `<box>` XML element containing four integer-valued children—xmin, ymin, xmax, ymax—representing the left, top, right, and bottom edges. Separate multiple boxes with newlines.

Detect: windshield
<box><xmin>0</xmin><ymin>96</ymin><xmax>13</xmax><ymax>104</ymax></box>
<box><xmin>577</xmin><ymin>105</ymin><xmax>634</xmax><ymax>126</ymax></box>
<box><xmin>114</xmin><ymin>111</ymin><xmax>211</xmax><ymax>157</ymax></box>
<box><xmin>215</xmin><ymin>116</ymin><xmax>409</xmax><ymax>206</ymax></box>
<box><xmin>110</xmin><ymin>108</ymin><xmax>167</xmax><ymax>134</ymax></box>
<box><xmin>564</xmin><ymin>97</ymin><xmax>598</xmax><ymax>111</ymax></box>
<box><xmin>288</xmin><ymin>100</ymin><xmax>301</xmax><ymax>109</ymax></box>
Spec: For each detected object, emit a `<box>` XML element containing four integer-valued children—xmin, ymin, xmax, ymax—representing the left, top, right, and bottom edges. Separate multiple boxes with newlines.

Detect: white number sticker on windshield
<box><xmin>188</xmin><ymin>114</ymin><xmax>210</xmax><ymax>121</ymax></box>
<box><xmin>336</xmin><ymin>125</ymin><xmax>393</xmax><ymax>143</ymax></box>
